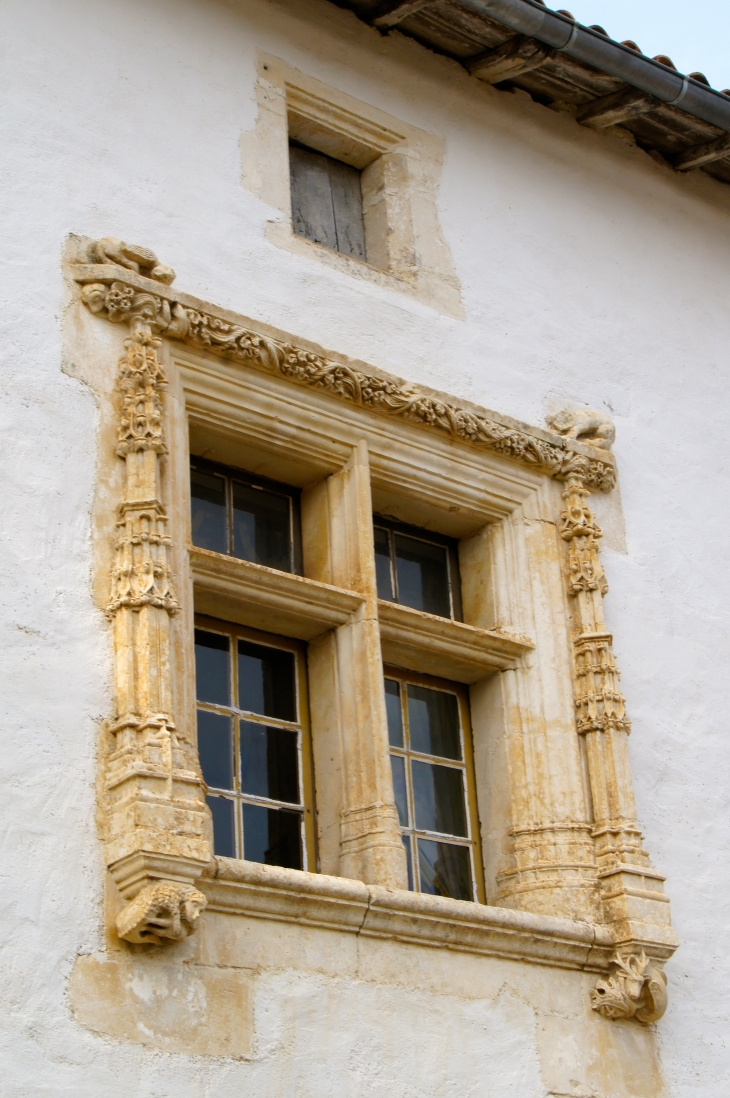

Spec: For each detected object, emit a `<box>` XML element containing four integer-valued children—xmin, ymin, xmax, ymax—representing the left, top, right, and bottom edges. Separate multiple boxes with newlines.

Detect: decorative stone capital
<box><xmin>591</xmin><ymin>951</ymin><xmax>668</xmax><ymax>1023</ymax></box>
<box><xmin>116</xmin><ymin>880</ymin><xmax>207</xmax><ymax>945</ymax></box>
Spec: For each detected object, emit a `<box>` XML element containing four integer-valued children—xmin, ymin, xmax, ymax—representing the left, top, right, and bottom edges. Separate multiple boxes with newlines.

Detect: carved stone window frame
<box><xmin>69</xmin><ymin>236</ymin><xmax>677</xmax><ymax>1024</ymax></box>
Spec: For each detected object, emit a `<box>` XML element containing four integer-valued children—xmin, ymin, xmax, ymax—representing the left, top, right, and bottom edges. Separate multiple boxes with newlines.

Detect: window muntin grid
<box><xmin>373</xmin><ymin>517</ymin><xmax>461</xmax><ymax>620</ymax></box>
<box><xmin>194</xmin><ymin>618</ymin><xmax>314</xmax><ymax>870</ymax></box>
<box><xmin>384</xmin><ymin>669</ymin><xmax>484</xmax><ymax>903</ymax></box>
<box><xmin>190</xmin><ymin>458</ymin><xmax>301</xmax><ymax>574</ymax></box>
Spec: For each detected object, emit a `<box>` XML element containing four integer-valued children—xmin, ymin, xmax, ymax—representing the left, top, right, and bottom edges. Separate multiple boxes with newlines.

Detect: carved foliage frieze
<box><xmin>76</xmin><ymin>240</ymin><xmax>616</xmax><ymax>492</ymax></box>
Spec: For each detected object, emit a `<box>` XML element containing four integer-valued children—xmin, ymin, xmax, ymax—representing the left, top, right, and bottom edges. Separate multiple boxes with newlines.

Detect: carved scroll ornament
<box><xmin>76</xmin><ymin>239</ymin><xmax>616</xmax><ymax>492</ymax></box>
<box><xmin>591</xmin><ymin>952</ymin><xmax>668</xmax><ymax>1024</ymax></box>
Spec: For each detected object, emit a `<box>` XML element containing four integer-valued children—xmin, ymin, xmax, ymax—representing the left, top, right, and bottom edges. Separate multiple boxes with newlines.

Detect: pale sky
<box><xmin>564</xmin><ymin>1</ymin><xmax>730</xmax><ymax>91</ymax></box>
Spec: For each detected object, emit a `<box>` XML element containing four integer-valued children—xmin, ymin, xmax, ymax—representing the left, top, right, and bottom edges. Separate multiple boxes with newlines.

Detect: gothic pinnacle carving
<box><xmin>591</xmin><ymin>952</ymin><xmax>668</xmax><ymax>1023</ymax></box>
<box><xmin>560</xmin><ymin>466</ymin><xmax>673</xmax><ymax>954</ymax></box>
<box><xmin>87</xmin><ymin>255</ymin><xmax>210</xmax><ymax>933</ymax></box>
<box><xmin>572</xmin><ymin>634</ymin><xmax>630</xmax><ymax>736</ymax></box>
<box><xmin>560</xmin><ymin>476</ymin><xmax>608</xmax><ymax>596</ymax></box>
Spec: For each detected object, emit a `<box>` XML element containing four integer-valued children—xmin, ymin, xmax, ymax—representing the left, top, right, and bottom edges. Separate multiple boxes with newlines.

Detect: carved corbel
<box><xmin>116</xmin><ymin>881</ymin><xmax>207</xmax><ymax>945</ymax></box>
<box><xmin>591</xmin><ymin>952</ymin><xmax>668</xmax><ymax>1023</ymax></box>
<box><xmin>81</xmin><ymin>239</ymin><xmax>211</xmax><ymax>943</ymax></box>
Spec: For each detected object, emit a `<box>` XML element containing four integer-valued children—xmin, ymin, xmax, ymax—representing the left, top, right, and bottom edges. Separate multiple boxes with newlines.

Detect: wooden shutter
<box><xmin>289</xmin><ymin>144</ymin><xmax>367</xmax><ymax>262</ymax></box>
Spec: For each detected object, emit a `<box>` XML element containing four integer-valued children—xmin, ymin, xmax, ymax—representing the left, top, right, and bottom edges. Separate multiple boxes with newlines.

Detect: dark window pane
<box><xmin>191</xmin><ymin>468</ymin><xmax>227</xmax><ymax>554</ymax></box>
<box><xmin>384</xmin><ymin>678</ymin><xmax>403</xmax><ymax>747</ymax></box>
<box><xmin>195</xmin><ymin>630</ymin><xmax>231</xmax><ymax>706</ymax></box>
<box><xmin>240</xmin><ymin>721</ymin><xmax>300</xmax><ymax>804</ymax></box>
<box><xmin>411</xmin><ymin>760</ymin><xmax>467</xmax><ymax>837</ymax></box>
<box><xmin>394</xmin><ymin>533</ymin><xmax>451</xmax><ymax>618</ymax></box>
<box><xmin>403</xmin><ymin>835</ymin><xmax>414</xmax><ymax>891</ymax></box>
<box><xmin>417</xmin><ymin>839</ymin><xmax>472</xmax><ymax>901</ymax></box>
<box><xmin>390</xmin><ymin>754</ymin><xmax>408</xmax><ymax>827</ymax></box>
<box><xmin>237</xmin><ymin>641</ymin><xmax>296</xmax><ymax>721</ymax></box>
<box><xmin>207</xmin><ymin>795</ymin><xmax>236</xmax><ymax>859</ymax></box>
<box><xmin>374</xmin><ymin>526</ymin><xmax>393</xmax><ymax>601</ymax></box>
<box><xmin>242</xmin><ymin>803</ymin><xmax>302</xmax><ymax>869</ymax></box>
<box><xmin>232</xmin><ymin>481</ymin><xmax>292</xmax><ymax>572</ymax></box>
<box><xmin>407</xmin><ymin>685</ymin><xmax>461</xmax><ymax>760</ymax></box>
<box><xmin>197</xmin><ymin>710</ymin><xmax>233</xmax><ymax>791</ymax></box>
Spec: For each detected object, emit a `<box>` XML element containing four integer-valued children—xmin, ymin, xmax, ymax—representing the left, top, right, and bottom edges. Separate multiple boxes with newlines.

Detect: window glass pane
<box><xmin>374</xmin><ymin>526</ymin><xmax>393</xmax><ymax>601</ymax></box>
<box><xmin>394</xmin><ymin>533</ymin><xmax>451</xmax><ymax>618</ymax></box>
<box><xmin>237</xmin><ymin>641</ymin><xmax>296</xmax><ymax>722</ymax></box>
<box><xmin>240</xmin><ymin>721</ymin><xmax>299</xmax><ymax>804</ymax></box>
<box><xmin>232</xmin><ymin>481</ymin><xmax>292</xmax><ymax>573</ymax></box>
<box><xmin>411</xmin><ymin>760</ymin><xmax>467</xmax><ymax>837</ymax></box>
<box><xmin>407</xmin><ymin>685</ymin><xmax>461</xmax><ymax>760</ymax></box>
<box><xmin>191</xmin><ymin>468</ymin><xmax>227</xmax><ymax>554</ymax></box>
<box><xmin>207</xmin><ymin>795</ymin><xmax>236</xmax><ymax>859</ymax></box>
<box><xmin>242</xmin><ymin>803</ymin><xmax>302</xmax><ymax>869</ymax></box>
<box><xmin>417</xmin><ymin>839</ymin><xmax>472</xmax><ymax>901</ymax></box>
<box><xmin>403</xmin><ymin>835</ymin><xmax>414</xmax><ymax>891</ymax></box>
<box><xmin>390</xmin><ymin>754</ymin><xmax>408</xmax><ymax>827</ymax></box>
<box><xmin>384</xmin><ymin>678</ymin><xmax>403</xmax><ymax>747</ymax></box>
<box><xmin>195</xmin><ymin>630</ymin><xmax>231</xmax><ymax>706</ymax></box>
<box><xmin>197</xmin><ymin>710</ymin><xmax>233</xmax><ymax>791</ymax></box>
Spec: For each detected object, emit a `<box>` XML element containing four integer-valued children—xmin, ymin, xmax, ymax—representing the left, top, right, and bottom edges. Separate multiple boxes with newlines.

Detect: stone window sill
<box><xmin>201</xmin><ymin>858</ymin><xmax>615</xmax><ymax>972</ymax></box>
<box><xmin>190</xmin><ymin>546</ymin><xmax>363</xmax><ymax>640</ymax></box>
<box><xmin>377</xmin><ymin>599</ymin><xmax>532</xmax><ymax>683</ymax></box>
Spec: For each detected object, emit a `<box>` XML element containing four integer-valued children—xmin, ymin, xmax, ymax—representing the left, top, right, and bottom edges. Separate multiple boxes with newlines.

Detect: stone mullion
<box><xmin>303</xmin><ymin>440</ymin><xmax>407</xmax><ymax>890</ymax></box>
<box><xmin>327</xmin><ymin>441</ymin><xmax>407</xmax><ymax>890</ymax></box>
<box><xmin>560</xmin><ymin>473</ymin><xmax>675</xmax><ymax>954</ymax></box>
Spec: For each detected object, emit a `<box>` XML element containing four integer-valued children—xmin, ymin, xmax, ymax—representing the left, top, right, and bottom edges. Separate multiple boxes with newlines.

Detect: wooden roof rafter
<box><xmin>334</xmin><ymin>0</ymin><xmax>730</xmax><ymax>184</ymax></box>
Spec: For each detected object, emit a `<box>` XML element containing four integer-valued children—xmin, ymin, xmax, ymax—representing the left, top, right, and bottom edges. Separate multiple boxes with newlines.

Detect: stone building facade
<box><xmin>1</xmin><ymin>1</ymin><xmax>729</xmax><ymax>1095</ymax></box>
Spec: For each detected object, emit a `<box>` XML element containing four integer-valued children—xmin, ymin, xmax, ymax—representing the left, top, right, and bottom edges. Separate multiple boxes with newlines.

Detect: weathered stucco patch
<box><xmin>69</xmin><ymin>951</ymin><xmax>253</xmax><ymax>1058</ymax></box>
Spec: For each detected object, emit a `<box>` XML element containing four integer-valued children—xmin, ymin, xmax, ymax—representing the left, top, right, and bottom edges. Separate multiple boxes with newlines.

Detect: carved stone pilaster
<box><xmin>557</xmin><ymin>458</ymin><xmax>677</xmax><ymax>965</ymax></box>
<box><xmin>591</xmin><ymin>952</ymin><xmax>668</xmax><ymax>1024</ymax></box>
<box><xmin>81</xmin><ymin>241</ymin><xmax>210</xmax><ymax>943</ymax></box>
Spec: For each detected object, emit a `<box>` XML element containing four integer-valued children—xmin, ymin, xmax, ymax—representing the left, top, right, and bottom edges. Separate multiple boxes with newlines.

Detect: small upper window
<box><xmin>190</xmin><ymin>459</ymin><xmax>301</xmax><ymax>574</ymax></box>
<box><xmin>373</xmin><ymin>517</ymin><xmax>462</xmax><ymax>620</ymax></box>
<box><xmin>289</xmin><ymin>141</ymin><xmax>366</xmax><ymax>262</ymax></box>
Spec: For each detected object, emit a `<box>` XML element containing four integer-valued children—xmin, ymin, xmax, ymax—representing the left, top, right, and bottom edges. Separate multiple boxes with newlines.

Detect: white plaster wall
<box><xmin>0</xmin><ymin>0</ymin><xmax>729</xmax><ymax>1094</ymax></box>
